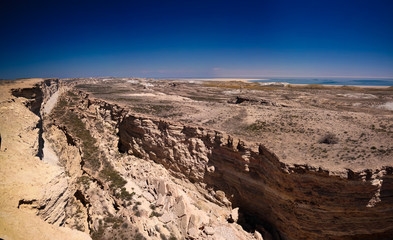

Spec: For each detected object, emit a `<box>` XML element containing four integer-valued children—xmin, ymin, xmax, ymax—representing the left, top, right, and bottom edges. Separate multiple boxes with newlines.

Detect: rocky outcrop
<box><xmin>227</xmin><ymin>96</ymin><xmax>286</xmax><ymax>107</ymax></box>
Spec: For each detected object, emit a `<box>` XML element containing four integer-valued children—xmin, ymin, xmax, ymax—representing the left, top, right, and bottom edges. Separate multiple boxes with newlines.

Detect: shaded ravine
<box><xmin>11</xmin><ymin>84</ymin><xmax>44</xmax><ymax>158</ymax></box>
<box><xmin>11</xmin><ymin>79</ymin><xmax>60</xmax><ymax>160</ymax></box>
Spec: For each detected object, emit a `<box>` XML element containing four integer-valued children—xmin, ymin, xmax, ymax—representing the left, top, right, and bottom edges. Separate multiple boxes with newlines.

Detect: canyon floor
<box><xmin>1</xmin><ymin>78</ymin><xmax>393</xmax><ymax>240</ymax></box>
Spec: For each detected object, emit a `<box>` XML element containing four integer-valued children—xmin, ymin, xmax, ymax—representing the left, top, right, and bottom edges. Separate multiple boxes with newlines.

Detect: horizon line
<box><xmin>2</xmin><ymin>75</ymin><xmax>393</xmax><ymax>80</ymax></box>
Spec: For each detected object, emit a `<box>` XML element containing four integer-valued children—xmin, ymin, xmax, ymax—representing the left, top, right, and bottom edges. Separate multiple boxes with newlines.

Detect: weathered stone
<box><xmin>204</xmin><ymin>226</ymin><xmax>215</xmax><ymax>235</ymax></box>
<box><xmin>156</xmin><ymin>194</ymin><xmax>165</xmax><ymax>206</ymax></box>
<box><xmin>178</xmin><ymin>214</ymin><xmax>190</xmax><ymax>235</ymax></box>
<box><xmin>159</xmin><ymin>212</ymin><xmax>175</xmax><ymax>224</ymax></box>
<box><xmin>143</xmin><ymin>191</ymin><xmax>155</xmax><ymax>202</ymax></box>
<box><xmin>157</xmin><ymin>179</ymin><xmax>167</xmax><ymax>196</ymax></box>
<box><xmin>173</xmin><ymin>196</ymin><xmax>187</xmax><ymax>217</ymax></box>
<box><xmin>254</xmin><ymin>231</ymin><xmax>264</xmax><ymax>240</ymax></box>
<box><xmin>188</xmin><ymin>227</ymin><xmax>199</xmax><ymax>239</ymax></box>
<box><xmin>228</xmin><ymin>208</ymin><xmax>239</xmax><ymax>223</ymax></box>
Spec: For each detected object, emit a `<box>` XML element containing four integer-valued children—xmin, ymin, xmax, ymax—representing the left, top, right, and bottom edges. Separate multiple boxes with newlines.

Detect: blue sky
<box><xmin>1</xmin><ymin>0</ymin><xmax>393</xmax><ymax>78</ymax></box>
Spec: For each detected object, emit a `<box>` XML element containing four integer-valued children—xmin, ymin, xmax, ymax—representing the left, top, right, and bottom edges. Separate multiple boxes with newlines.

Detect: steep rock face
<box><xmin>11</xmin><ymin>85</ymin><xmax>43</xmax><ymax>116</ymax></box>
<box><xmin>117</xmin><ymin>112</ymin><xmax>393</xmax><ymax>239</ymax></box>
<box><xmin>118</xmin><ymin>116</ymin><xmax>210</xmax><ymax>182</ymax></box>
<box><xmin>76</xmin><ymin>94</ymin><xmax>257</xmax><ymax>240</ymax></box>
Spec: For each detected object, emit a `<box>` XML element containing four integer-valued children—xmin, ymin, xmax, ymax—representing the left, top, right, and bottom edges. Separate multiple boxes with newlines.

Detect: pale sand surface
<box><xmin>43</xmin><ymin>90</ymin><xmax>59</xmax><ymax>115</ymax></box>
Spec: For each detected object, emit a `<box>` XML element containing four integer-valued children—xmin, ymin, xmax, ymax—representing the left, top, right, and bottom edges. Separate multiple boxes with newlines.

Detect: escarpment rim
<box><xmin>82</xmin><ymin>89</ymin><xmax>389</xmax><ymax>178</ymax></box>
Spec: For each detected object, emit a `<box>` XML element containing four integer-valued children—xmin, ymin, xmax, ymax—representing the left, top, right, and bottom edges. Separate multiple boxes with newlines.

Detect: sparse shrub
<box><xmin>135</xmin><ymin>232</ymin><xmax>146</xmax><ymax>240</ymax></box>
<box><xmin>122</xmin><ymin>222</ymin><xmax>128</xmax><ymax>229</ymax></box>
<box><xmin>160</xmin><ymin>233</ymin><xmax>168</xmax><ymax>240</ymax></box>
<box><xmin>245</xmin><ymin>121</ymin><xmax>267</xmax><ymax>131</ymax></box>
<box><xmin>113</xmin><ymin>222</ymin><xmax>120</xmax><ymax>229</ymax></box>
<box><xmin>91</xmin><ymin>225</ymin><xmax>105</xmax><ymax>240</ymax></box>
<box><xmin>319</xmin><ymin>133</ymin><xmax>338</xmax><ymax>144</ymax></box>
<box><xmin>100</xmin><ymin>165</ymin><xmax>127</xmax><ymax>189</ymax></box>
<box><xmin>104</xmin><ymin>216</ymin><xmax>123</xmax><ymax>224</ymax></box>
<box><xmin>120</xmin><ymin>187</ymin><xmax>133</xmax><ymax>201</ymax></box>
<box><xmin>67</xmin><ymin>91</ymin><xmax>78</xmax><ymax>97</ymax></box>
<box><xmin>51</xmin><ymin>95</ymin><xmax>101</xmax><ymax>170</ymax></box>
<box><xmin>149</xmin><ymin>211</ymin><xmax>163</xmax><ymax>218</ymax></box>
<box><xmin>151</xmin><ymin>105</ymin><xmax>174</xmax><ymax>114</ymax></box>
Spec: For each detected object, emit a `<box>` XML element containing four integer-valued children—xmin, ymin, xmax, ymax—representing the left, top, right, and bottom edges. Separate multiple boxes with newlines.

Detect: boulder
<box><xmin>204</xmin><ymin>226</ymin><xmax>215</xmax><ymax>235</ymax></box>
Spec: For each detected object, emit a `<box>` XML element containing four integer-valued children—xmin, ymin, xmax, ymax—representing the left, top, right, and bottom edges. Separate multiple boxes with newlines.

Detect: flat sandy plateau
<box><xmin>74</xmin><ymin>78</ymin><xmax>393</xmax><ymax>173</ymax></box>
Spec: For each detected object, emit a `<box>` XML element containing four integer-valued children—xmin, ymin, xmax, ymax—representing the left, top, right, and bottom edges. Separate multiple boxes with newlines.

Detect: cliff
<box><xmin>116</xmin><ymin>103</ymin><xmax>393</xmax><ymax>239</ymax></box>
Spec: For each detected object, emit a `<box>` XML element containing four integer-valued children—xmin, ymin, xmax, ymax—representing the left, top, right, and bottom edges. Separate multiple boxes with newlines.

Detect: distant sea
<box><xmin>166</xmin><ymin>77</ymin><xmax>393</xmax><ymax>86</ymax></box>
<box><xmin>249</xmin><ymin>77</ymin><xmax>393</xmax><ymax>86</ymax></box>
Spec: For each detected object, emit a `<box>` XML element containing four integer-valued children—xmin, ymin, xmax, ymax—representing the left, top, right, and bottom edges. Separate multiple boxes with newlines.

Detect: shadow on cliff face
<box><xmin>200</xmin><ymin>142</ymin><xmax>284</xmax><ymax>240</ymax></box>
<box><xmin>237</xmin><ymin>211</ymin><xmax>282</xmax><ymax>240</ymax></box>
<box><xmin>35</xmin><ymin>119</ymin><xmax>44</xmax><ymax>159</ymax></box>
<box><xmin>12</xmin><ymin>85</ymin><xmax>45</xmax><ymax>159</ymax></box>
<box><xmin>11</xmin><ymin>86</ymin><xmax>43</xmax><ymax>116</ymax></box>
<box><xmin>202</xmin><ymin>173</ymin><xmax>283</xmax><ymax>240</ymax></box>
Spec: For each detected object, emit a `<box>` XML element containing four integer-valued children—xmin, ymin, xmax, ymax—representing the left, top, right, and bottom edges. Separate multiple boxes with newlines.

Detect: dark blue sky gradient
<box><xmin>1</xmin><ymin>0</ymin><xmax>392</xmax><ymax>78</ymax></box>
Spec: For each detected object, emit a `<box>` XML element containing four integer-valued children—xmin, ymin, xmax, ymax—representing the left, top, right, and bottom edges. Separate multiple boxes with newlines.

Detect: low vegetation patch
<box><xmin>245</xmin><ymin>120</ymin><xmax>268</xmax><ymax>132</ymax></box>
<box><xmin>51</xmin><ymin>91</ymin><xmax>133</xmax><ymax>201</ymax></box>
<box><xmin>319</xmin><ymin>133</ymin><xmax>339</xmax><ymax>144</ymax></box>
<box><xmin>51</xmin><ymin>94</ymin><xmax>101</xmax><ymax>170</ymax></box>
<box><xmin>100</xmin><ymin>164</ymin><xmax>127</xmax><ymax>188</ymax></box>
<box><xmin>150</xmin><ymin>211</ymin><xmax>163</xmax><ymax>218</ymax></box>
